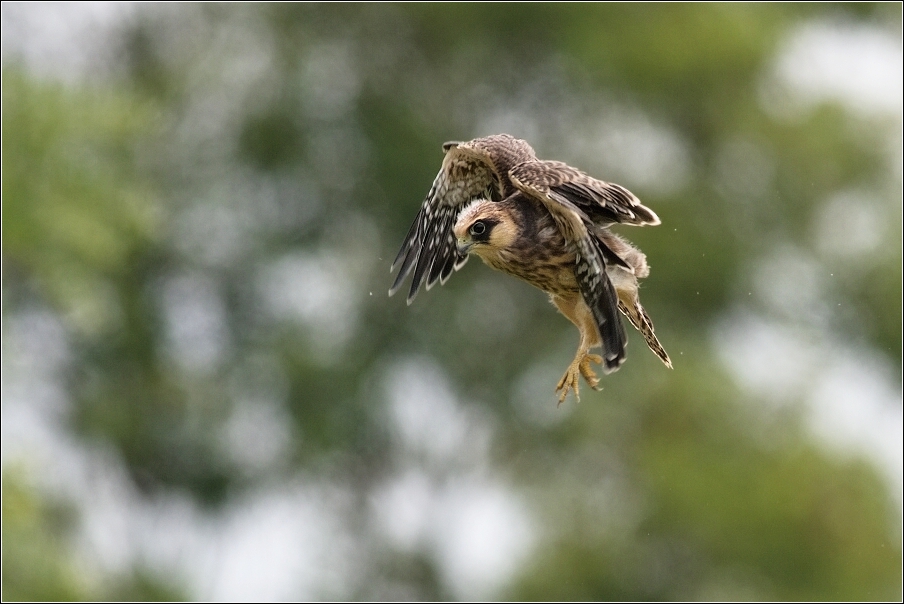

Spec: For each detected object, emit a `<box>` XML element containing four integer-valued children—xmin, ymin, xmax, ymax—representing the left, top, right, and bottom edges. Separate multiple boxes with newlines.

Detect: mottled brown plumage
<box><xmin>391</xmin><ymin>134</ymin><xmax>671</xmax><ymax>403</ymax></box>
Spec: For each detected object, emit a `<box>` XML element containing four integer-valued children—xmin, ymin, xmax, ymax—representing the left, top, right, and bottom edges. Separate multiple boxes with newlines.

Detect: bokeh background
<box><xmin>2</xmin><ymin>3</ymin><xmax>902</xmax><ymax>601</ymax></box>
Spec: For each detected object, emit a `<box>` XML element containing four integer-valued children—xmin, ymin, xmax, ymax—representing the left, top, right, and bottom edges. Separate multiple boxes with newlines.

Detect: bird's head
<box><xmin>453</xmin><ymin>199</ymin><xmax>517</xmax><ymax>257</ymax></box>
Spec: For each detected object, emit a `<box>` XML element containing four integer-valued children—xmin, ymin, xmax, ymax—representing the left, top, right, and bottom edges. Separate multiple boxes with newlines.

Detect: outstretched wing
<box><xmin>510</xmin><ymin>160</ymin><xmax>660</xmax><ymax>227</ymax></box>
<box><xmin>389</xmin><ymin>145</ymin><xmax>495</xmax><ymax>304</ymax></box>
<box><xmin>390</xmin><ymin>135</ymin><xmax>537</xmax><ymax>304</ymax></box>
<box><xmin>509</xmin><ymin>165</ymin><xmax>628</xmax><ymax>371</ymax></box>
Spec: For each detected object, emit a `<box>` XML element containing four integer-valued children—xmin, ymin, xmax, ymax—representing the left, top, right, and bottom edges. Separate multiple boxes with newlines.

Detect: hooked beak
<box><xmin>456</xmin><ymin>237</ymin><xmax>474</xmax><ymax>255</ymax></box>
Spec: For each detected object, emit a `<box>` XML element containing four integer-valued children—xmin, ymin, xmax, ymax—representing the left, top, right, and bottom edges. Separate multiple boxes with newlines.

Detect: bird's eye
<box><xmin>470</xmin><ymin>221</ymin><xmax>486</xmax><ymax>236</ymax></box>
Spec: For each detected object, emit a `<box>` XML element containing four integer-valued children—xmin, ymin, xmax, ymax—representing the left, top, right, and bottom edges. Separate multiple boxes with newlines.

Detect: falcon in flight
<box><xmin>390</xmin><ymin>134</ymin><xmax>670</xmax><ymax>403</ymax></box>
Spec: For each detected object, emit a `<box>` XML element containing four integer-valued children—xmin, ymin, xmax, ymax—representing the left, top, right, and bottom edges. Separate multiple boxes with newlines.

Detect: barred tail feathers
<box><xmin>617</xmin><ymin>299</ymin><xmax>672</xmax><ymax>368</ymax></box>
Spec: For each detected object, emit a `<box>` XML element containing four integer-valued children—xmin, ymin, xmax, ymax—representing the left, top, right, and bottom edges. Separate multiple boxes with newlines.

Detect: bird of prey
<box><xmin>390</xmin><ymin>134</ymin><xmax>670</xmax><ymax>403</ymax></box>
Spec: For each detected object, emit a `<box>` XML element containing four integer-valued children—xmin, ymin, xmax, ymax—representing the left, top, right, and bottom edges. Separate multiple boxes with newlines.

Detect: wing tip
<box><xmin>388</xmin><ymin>279</ymin><xmax>404</xmax><ymax>297</ymax></box>
<box><xmin>642</xmin><ymin>208</ymin><xmax>662</xmax><ymax>226</ymax></box>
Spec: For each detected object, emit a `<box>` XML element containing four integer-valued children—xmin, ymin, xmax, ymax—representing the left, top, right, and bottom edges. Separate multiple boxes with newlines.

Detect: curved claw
<box><xmin>556</xmin><ymin>367</ymin><xmax>581</xmax><ymax>406</ymax></box>
<box><xmin>555</xmin><ymin>353</ymin><xmax>604</xmax><ymax>405</ymax></box>
<box><xmin>579</xmin><ymin>354</ymin><xmax>603</xmax><ymax>391</ymax></box>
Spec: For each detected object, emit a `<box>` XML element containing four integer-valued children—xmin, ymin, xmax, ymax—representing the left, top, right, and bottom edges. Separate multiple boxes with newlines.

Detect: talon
<box><xmin>556</xmin><ymin>367</ymin><xmax>581</xmax><ymax>406</ymax></box>
<box><xmin>579</xmin><ymin>354</ymin><xmax>603</xmax><ymax>391</ymax></box>
<box><xmin>556</xmin><ymin>352</ymin><xmax>606</xmax><ymax>405</ymax></box>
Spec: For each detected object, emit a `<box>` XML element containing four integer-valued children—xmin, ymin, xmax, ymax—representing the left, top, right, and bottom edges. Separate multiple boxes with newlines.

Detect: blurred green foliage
<box><xmin>2</xmin><ymin>3</ymin><xmax>900</xmax><ymax>600</ymax></box>
<box><xmin>2</xmin><ymin>469</ymin><xmax>84</xmax><ymax>601</ymax></box>
<box><xmin>2</xmin><ymin>69</ymin><xmax>157</xmax><ymax>326</ymax></box>
<box><xmin>1</xmin><ymin>469</ymin><xmax>184</xmax><ymax>601</ymax></box>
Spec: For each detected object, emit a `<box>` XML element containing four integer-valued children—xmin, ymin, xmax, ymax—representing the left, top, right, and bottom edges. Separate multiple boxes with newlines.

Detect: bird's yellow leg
<box><xmin>551</xmin><ymin>295</ymin><xmax>604</xmax><ymax>405</ymax></box>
